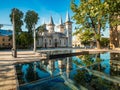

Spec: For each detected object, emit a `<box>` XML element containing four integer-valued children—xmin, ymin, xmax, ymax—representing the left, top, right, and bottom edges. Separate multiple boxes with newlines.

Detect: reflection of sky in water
<box><xmin>36</xmin><ymin>68</ymin><xmax>50</xmax><ymax>78</ymax></box>
<box><xmin>72</xmin><ymin>56</ymin><xmax>85</xmax><ymax>66</ymax></box>
<box><xmin>100</xmin><ymin>52</ymin><xmax>110</xmax><ymax>75</ymax></box>
<box><xmin>22</xmin><ymin>64</ymin><xmax>29</xmax><ymax>83</ymax></box>
<box><xmin>16</xmin><ymin>52</ymin><xmax>119</xmax><ymax>90</ymax></box>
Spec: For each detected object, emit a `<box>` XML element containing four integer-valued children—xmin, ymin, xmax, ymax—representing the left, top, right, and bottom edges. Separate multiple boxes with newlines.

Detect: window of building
<box><xmin>2</xmin><ymin>43</ymin><xmax>4</xmax><ymax>46</ymax></box>
<box><xmin>45</xmin><ymin>39</ymin><xmax>46</xmax><ymax>42</ymax></box>
<box><xmin>2</xmin><ymin>38</ymin><xmax>5</xmax><ymax>41</ymax></box>
<box><xmin>64</xmin><ymin>39</ymin><xmax>66</xmax><ymax>45</ymax></box>
<box><xmin>8</xmin><ymin>43</ymin><xmax>10</xmax><ymax>46</ymax></box>
<box><xmin>49</xmin><ymin>40</ymin><xmax>51</xmax><ymax>45</ymax></box>
<box><xmin>8</xmin><ymin>38</ymin><xmax>11</xmax><ymax>41</ymax></box>
<box><xmin>60</xmin><ymin>40</ymin><xmax>61</xmax><ymax>45</ymax></box>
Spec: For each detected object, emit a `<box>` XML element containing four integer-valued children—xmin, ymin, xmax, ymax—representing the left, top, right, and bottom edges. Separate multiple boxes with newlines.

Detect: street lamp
<box><xmin>12</xmin><ymin>9</ymin><xmax>17</xmax><ymax>58</ymax></box>
<box><xmin>33</xmin><ymin>23</ymin><xmax>36</xmax><ymax>52</ymax></box>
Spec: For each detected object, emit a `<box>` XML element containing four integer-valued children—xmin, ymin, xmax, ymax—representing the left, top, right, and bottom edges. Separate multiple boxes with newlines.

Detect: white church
<box><xmin>37</xmin><ymin>12</ymin><xmax>73</xmax><ymax>48</ymax></box>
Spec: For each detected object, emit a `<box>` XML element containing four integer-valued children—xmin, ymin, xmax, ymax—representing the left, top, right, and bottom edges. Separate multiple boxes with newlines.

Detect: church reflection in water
<box><xmin>15</xmin><ymin>52</ymin><xmax>120</xmax><ymax>90</ymax></box>
<box><xmin>15</xmin><ymin>57</ymin><xmax>73</xmax><ymax>85</ymax></box>
<box><xmin>110</xmin><ymin>53</ymin><xmax>120</xmax><ymax>76</ymax></box>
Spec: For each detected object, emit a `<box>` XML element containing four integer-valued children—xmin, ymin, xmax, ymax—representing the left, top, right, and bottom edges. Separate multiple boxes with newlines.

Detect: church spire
<box><xmin>48</xmin><ymin>16</ymin><xmax>55</xmax><ymax>33</ymax></box>
<box><xmin>49</xmin><ymin>16</ymin><xmax>54</xmax><ymax>25</ymax></box>
<box><xmin>59</xmin><ymin>16</ymin><xmax>63</xmax><ymax>25</ymax></box>
<box><xmin>66</xmin><ymin>11</ymin><xmax>70</xmax><ymax>22</ymax></box>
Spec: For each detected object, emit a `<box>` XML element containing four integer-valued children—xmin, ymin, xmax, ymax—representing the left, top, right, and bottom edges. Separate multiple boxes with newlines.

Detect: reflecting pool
<box><xmin>15</xmin><ymin>51</ymin><xmax>120</xmax><ymax>90</ymax></box>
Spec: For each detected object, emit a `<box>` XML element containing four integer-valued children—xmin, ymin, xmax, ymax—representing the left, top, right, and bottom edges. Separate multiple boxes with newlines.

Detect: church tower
<box><xmin>58</xmin><ymin>17</ymin><xmax>64</xmax><ymax>33</ymax></box>
<box><xmin>65</xmin><ymin>12</ymin><xmax>72</xmax><ymax>47</ymax></box>
<box><xmin>48</xmin><ymin>16</ymin><xmax>55</xmax><ymax>33</ymax></box>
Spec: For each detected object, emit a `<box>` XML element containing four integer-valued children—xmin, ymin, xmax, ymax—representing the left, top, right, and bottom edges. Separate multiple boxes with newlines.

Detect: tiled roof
<box><xmin>0</xmin><ymin>29</ymin><xmax>12</xmax><ymax>36</ymax></box>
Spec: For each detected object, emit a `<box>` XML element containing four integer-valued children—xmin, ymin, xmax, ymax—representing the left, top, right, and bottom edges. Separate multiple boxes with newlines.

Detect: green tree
<box><xmin>24</xmin><ymin>10</ymin><xmax>39</xmax><ymax>33</ymax></box>
<box><xmin>100</xmin><ymin>37</ymin><xmax>109</xmax><ymax>48</ymax></box>
<box><xmin>74</xmin><ymin>29</ymin><xmax>94</xmax><ymax>46</ymax></box>
<box><xmin>10</xmin><ymin>8</ymin><xmax>23</xmax><ymax>34</ymax></box>
<box><xmin>71</xmin><ymin>0</ymin><xmax>109</xmax><ymax>49</ymax></box>
<box><xmin>9</xmin><ymin>8</ymin><xmax>24</xmax><ymax>48</ymax></box>
<box><xmin>24</xmin><ymin>10</ymin><xmax>39</xmax><ymax>49</ymax></box>
<box><xmin>18</xmin><ymin>32</ymin><xmax>29</xmax><ymax>48</ymax></box>
<box><xmin>106</xmin><ymin>0</ymin><xmax>120</xmax><ymax>48</ymax></box>
<box><xmin>36</xmin><ymin>24</ymin><xmax>46</xmax><ymax>33</ymax></box>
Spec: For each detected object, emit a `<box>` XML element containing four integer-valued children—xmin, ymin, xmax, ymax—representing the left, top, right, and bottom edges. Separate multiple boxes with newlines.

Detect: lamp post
<box><xmin>33</xmin><ymin>24</ymin><xmax>36</xmax><ymax>52</ymax></box>
<box><xmin>12</xmin><ymin>9</ymin><xmax>17</xmax><ymax>58</ymax></box>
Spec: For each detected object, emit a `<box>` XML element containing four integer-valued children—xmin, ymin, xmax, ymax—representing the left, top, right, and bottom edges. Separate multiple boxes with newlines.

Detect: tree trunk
<box><xmin>97</xmin><ymin>19</ymin><xmax>101</xmax><ymax>49</ymax></box>
<box><xmin>96</xmin><ymin>40</ymin><xmax>101</xmax><ymax>49</ymax></box>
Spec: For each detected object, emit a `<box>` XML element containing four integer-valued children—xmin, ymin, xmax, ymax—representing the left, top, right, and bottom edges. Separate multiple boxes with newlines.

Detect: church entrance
<box><xmin>45</xmin><ymin>39</ymin><xmax>47</xmax><ymax>48</ymax></box>
<box><xmin>45</xmin><ymin>43</ymin><xmax>47</xmax><ymax>48</ymax></box>
<box><xmin>55</xmin><ymin>42</ymin><xmax>57</xmax><ymax>47</ymax></box>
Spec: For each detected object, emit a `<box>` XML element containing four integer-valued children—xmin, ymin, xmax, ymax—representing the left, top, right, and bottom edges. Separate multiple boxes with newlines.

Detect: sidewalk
<box><xmin>0</xmin><ymin>51</ymin><xmax>45</xmax><ymax>90</ymax></box>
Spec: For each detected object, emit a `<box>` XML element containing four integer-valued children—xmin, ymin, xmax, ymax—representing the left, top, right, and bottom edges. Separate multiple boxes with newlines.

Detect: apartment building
<box><xmin>0</xmin><ymin>29</ymin><xmax>12</xmax><ymax>48</ymax></box>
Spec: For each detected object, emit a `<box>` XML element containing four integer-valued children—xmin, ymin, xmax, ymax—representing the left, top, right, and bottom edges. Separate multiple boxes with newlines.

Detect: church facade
<box><xmin>37</xmin><ymin>12</ymin><xmax>72</xmax><ymax>48</ymax></box>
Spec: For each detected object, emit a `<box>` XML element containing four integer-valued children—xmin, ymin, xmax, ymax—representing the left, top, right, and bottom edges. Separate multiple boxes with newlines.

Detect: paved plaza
<box><xmin>0</xmin><ymin>50</ymin><xmax>45</xmax><ymax>90</ymax></box>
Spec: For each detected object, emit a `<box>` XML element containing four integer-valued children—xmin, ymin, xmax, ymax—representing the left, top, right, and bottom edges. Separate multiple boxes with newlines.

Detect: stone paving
<box><xmin>0</xmin><ymin>51</ymin><xmax>46</xmax><ymax>90</ymax></box>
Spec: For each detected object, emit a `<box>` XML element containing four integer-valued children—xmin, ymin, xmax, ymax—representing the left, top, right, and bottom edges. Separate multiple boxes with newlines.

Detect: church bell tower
<box><xmin>48</xmin><ymin>16</ymin><xmax>55</xmax><ymax>33</ymax></box>
<box><xmin>65</xmin><ymin>12</ymin><xmax>72</xmax><ymax>47</ymax></box>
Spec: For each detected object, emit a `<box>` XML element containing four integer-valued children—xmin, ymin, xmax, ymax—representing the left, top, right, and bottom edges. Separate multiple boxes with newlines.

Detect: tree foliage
<box><xmin>9</xmin><ymin>8</ymin><xmax>24</xmax><ymax>48</ymax></box>
<box><xmin>24</xmin><ymin>10</ymin><xmax>39</xmax><ymax>48</ymax></box>
<box><xmin>100</xmin><ymin>37</ymin><xmax>109</xmax><ymax>48</ymax></box>
<box><xmin>106</xmin><ymin>0</ymin><xmax>120</xmax><ymax>27</ymax></box>
<box><xmin>106</xmin><ymin>0</ymin><xmax>120</xmax><ymax>48</ymax></box>
<box><xmin>36</xmin><ymin>24</ymin><xmax>46</xmax><ymax>34</ymax></box>
<box><xmin>24</xmin><ymin>10</ymin><xmax>39</xmax><ymax>33</ymax></box>
<box><xmin>18</xmin><ymin>32</ymin><xmax>30</xmax><ymax>48</ymax></box>
<box><xmin>71</xmin><ymin>0</ymin><xmax>109</xmax><ymax>49</ymax></box>
<box><xmin>9</xmin><ymin>8</ymin><xmax>24</xmax><ymax>34</ymax></box>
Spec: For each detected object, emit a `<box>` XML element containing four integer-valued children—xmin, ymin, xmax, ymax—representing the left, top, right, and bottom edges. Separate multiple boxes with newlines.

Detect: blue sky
<box><xmin>0</xmin><ymin>0</ymin><xmax>109</xmax><ymax>37</ymax></box>
<box><xmin>0</xmin><ymin>0</ymin><xmax>72</xmax><ymax>30</ymax></box>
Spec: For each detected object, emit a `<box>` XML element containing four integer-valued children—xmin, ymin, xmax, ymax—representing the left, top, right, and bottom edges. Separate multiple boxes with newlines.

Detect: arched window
<box><xmin>60</xmin><ymin>40</ymin><xmax>61</xmax><ymax>45</ymax></box>
<box><xmin>49</xmin><ymin>39</ymin><xmax>51</xmax><ymax>45</ymax></box>
<box><xmin>2</xmin><ymin>38</ymin><xmax>5</xmax><ymax>41</ymax></box>
<box><xmin>64</xmin><ymin>39</ymin><xmax>66</xmax><ymax>45</ymax></box>
<box><xmin>55</xmin><ymin>39</ymin><xmax>57</xmax><ymax>42</ymax></box>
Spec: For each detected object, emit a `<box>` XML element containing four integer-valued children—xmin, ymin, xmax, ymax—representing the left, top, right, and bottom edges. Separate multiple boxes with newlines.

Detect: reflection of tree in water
<box><xmin>110</xmin><ymin>64</ymin><xmax>120</xmax><ymax>76</ymax></box>
<box><xmin>74</xmin><ymin>69</ymin><xmax>120</xmax><ymax>90</ymax></box>
<box><xmin>74</xmin><ymin>69</ymin><xmax>92</xmax><ymax>85</ymax></box>
<box><xmin>25</xmin><ymin>63</ymin><xmax>39</xmax><ymax>82</ymax></box>
<box><xmin>74</xmin><ymin>54</ymin><xmax>102</xmax><ymax>67</ymax></box>
<box><xmin>92</xmin><ymin>76</ymin><xmax>120</xmax><ymax>90</ymax></box>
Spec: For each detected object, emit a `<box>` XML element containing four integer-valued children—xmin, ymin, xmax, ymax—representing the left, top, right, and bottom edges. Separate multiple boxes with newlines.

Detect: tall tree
<box><xmin>10</xmin><ymin>8</ymin><xmax>23</xmax><ymax>34</ymax></box>
<box><xmin>106</xmin><ymin>0</ymin><xmax>120</xmax><ymax>48</ymax></box>
<box><xmin>24</xmin><ymin>10</ymin><xmax>39</xmax><ymax>33</ymax></box>
<box><xmin>19</xmin><ymin>32</ymin><xmax>29</xmax><ymax>48</ymax></box>
<box><xmin>71</xmin><ymin>0</ymin><xmax>109</xmax><ymax>49</ymax></box>
<box><xmin>24</xmin><ymin>10</ymin><xmax>39</xmax><ymax>49</ymax></box>
<box><xmin>9</xmin><ymin>8</ymin><xmax>24</xmax><ymax>48</ymax></box>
